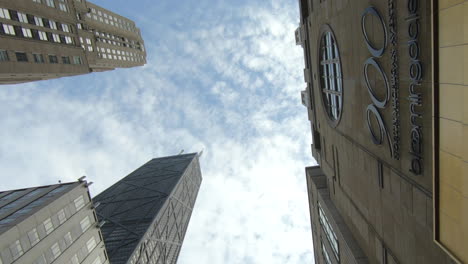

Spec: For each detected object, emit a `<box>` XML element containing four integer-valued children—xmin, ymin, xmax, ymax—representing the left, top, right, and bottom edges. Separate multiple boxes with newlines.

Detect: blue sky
<box><xmin>0</xmin><ymin>0</ymin><xmax>317</xmax><ymax>263</ymax></box>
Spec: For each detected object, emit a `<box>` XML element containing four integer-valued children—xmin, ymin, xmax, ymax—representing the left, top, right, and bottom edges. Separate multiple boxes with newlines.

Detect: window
<box><xmin>321</xmin><ymin>241</ymin><xmax>332</xmax><ymax>264</ymax></box>
<box><xmin>86</xmin><ymin>236</ymin><xmax>97</xmax><ymax>252</ymax></box>
<box><xmin>92</xmin><ymin>256</ymin><xmax>103</xmax><ymax>264</ymax></box>
<box><xmin>65</xmin><ymin>36</ymin><xmax>73</xmax><ymax>44</ymax></box>
<box><xmin>0</xmin><ymin>8</ymin><xmax>10</xmax><ymax>19</ymax></box>
<box><xmin>73</xmin><ymin>56</ymin><xmax>82</xmax><ymax>64</ymax></box>
<box><xmin>46</xmin><ymin>0</ymin><xmax>55</xmax><ymax>7</ymax></box>
<box><xmin>80</xmin><ymin>216</ymin><xmax>91</xmax><ymax>231</ymax></box>
<box><xmin>70</xmin><ymin>254</ymin><xmax>79</xmax><ymax>264</ymax></box>
<box><xmin>33</xmin><ymin>0</ymin><xmax>42</xmax><ymax>3</ymax></box>
<box><xmin>18</xmin><ymin>12</ymin><xmax>28</xmax><ymax>23</ymax></box>
<box><xmin>62</xmin><ymin>24</ymin><xmax>70</xmax><ymax>32</ymax></box>
<box><xmin>88</xmin><ymin>46</ymin><xmax>93</xmax><ymax>52</ymax></box>
<box><xmin>86</xmin><ymin>38</ymin><xmax>91</xmax><ymax>45</ymax></box>
<box><xmin>318</xmin><ymin>24</ymin><xmax>343</xmax><ymax>125</ymax></box>
<box><xmin>51</xmin><ymin>33</ymin><xmax>60</xmax><ymax>43</ymax></box>
<box><xmin>57</xmin><ymin>208</ymin><xmax>66</xmax><ymax>223</ymax></box>
<box><xmin>34</xmin><ymin>16</ymin><xmax>44</xmax><ymax>27</ymax></box>
<box><xmin>0</xmin><ymin>50</ymin><xmax>9</xmax><ymax>61</ymax></box>
<box><xmin>74</xmin><ymin>195</ymin><xmax>85</xmax><ymax>210</ymax></box>
<box><xmin>64</xmin><ymin>232</ymin><xmax>73</xmax><ymax>246</ymax></box>
<box><xmin>318</xmin><ymin>201</ymin><xmax>339</xmax><ymax>260</ymax></box>
<box><xmin>28</xmin><ymin>228</ymin><xmax>40</xmax><ymax>245</ymax></box>
<box><xmin>59</xmin><ymin>3</ymin><xmax>67</xmax><ymax>12</ymax></box>
<box><xmin>49</xmin><ymin>55</ymin><xmax>58</xmax><ymax>63</ymax></box>
<box><xmin>43</xmin><ymin>217</ymin><xmax>54</xmax><ymax>234</ymax></box>
<box><xmin>49</xmin><ymin>20</ymin><xmax>57</xmax><ymax>30</ymax></box>
<box><xmin>22</xmin><ymin>28</ymin><xmax>32</xmax><ymax>38</ymax></box>
<box><xmin>38</xmin><ymin>31</ymin><xmax>47</xmax><ymax>40</ymax></box>
<box><xmin>51</xmin><ymin>242</ymin><xmax>61</xmax><ymax>259</ymax></box>
<box><xmin>33</xmin><ymin>53</ymin><xmax>44</xmax><ymax>63</ymax></box>
<box><xmin>10</xmin><ymin>240</ymin><xmax>23</xmax><ymax>260</ymax></box>
<box><xmin>3</xmin><ymin>24</ymin><xmax>15</xmax><ymax>35</ymax></box>
<box><xmin>15</xmin><ymin>52</ymin><xmax>28</xmax><ymax>62</ymax></box>
<box><xmin>33</xmin><ymin>255</ymin><xmax>46</xmax><ymax>264</ymax></box>
<box><xmin>62</xmin><ymin>56</ymin><xmax>70</xmax><ymax>64</ymax></box>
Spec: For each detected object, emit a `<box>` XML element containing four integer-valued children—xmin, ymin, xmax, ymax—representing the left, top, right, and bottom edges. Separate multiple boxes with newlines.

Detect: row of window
<box><xmin>87</xmin><ymin>7</ymin><xmax>136</xmax><ymax>32</ymax></box>
<box><xmin>0</xmin><ymin>8</ymin><xmax>72</xmax><ymax>33</ymax></box>
<box><xmin>318</xmin><ymin>201</ymin><xmax>339</xmax><ymax>260</ymax></box>
<box><xmin>2</xmin><ymin>195</ymin><xmax>86</xmax><ymax>263</ymax></box>
<box><xmin>33</xmin><ymin>216</ymin><xmax>96</xmax><ymax>264</ymax></box>
<box><xmin>32</xmin><ymin>0</ymin><xmax>69</xmax><ymax>13</ymax></box>
<box><xmin>94</xmin><ymin>31</ymin><xmax>144</xmax><ymax>51</ymax></box>
<box><xmin>0</xmin><ymin>50</ymin><xmax>83</xmax><ymax>65</ymax></box>
<box><xmin>96</xmin><ymin>47</ymin><xmax>144</xmax><ymax>62</ymax></box>
<box><xmin>1</xmin><ymin>23</ymin><xmax>74</xmax><ymax>44</ymax></box>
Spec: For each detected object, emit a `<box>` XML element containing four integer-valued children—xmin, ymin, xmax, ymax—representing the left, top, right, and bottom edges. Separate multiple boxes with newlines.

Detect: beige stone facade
<box><xmin>0</xmin><ymin>0</ymin><xmax>146</xmax><ymax>84</ymax></box>
<box><xmin>0</xmin><ymin>181</ymin><xmax>108</xmax><ymax>264</ymax></box>
<box><xmin>298</xmin><ymin>0</ymin><xmax>463</xmax><ymax>263</ymax></box>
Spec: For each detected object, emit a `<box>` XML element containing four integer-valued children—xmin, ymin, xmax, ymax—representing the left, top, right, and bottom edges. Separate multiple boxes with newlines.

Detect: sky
<box><xmin>0</xmin><ymin>0</ymin><xmax>317</xmax><ymax>263</ymax></box>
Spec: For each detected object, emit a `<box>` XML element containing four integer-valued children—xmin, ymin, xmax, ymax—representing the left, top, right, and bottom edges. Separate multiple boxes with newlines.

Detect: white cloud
<box><xmin>0</xmin><ymin>0</ymin><xmax>316</xmax><ymax>263</ymax></box>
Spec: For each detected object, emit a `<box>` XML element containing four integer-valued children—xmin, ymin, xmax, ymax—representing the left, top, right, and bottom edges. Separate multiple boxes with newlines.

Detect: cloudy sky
<box><xmin>0</xmin><ymin>0</ymin><xmax>317</xmax><ymax>263</ymax></box>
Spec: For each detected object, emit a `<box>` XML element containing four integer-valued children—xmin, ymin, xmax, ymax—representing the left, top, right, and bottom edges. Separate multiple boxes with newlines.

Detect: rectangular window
<box><xmin>32</xmin><ymin>0</ymin><xmax>42</xmax><ymax>3</ymax></box>
<box><xmin>43</xmin><ymin>217</ymin><xmax>54</xmax><ymax>234</ymax></box>
<box><xmin>50</xmin><ymin>242</ymin><xmax>61</xmax><ymax>259</ymax></box>
<box><xmin>62</xmin><ymin>24</ymin><xmax>69</xmax><ymax>32</ymax></box>
<box><xmin>3</xmin><ymin>24</ymin><xmax>15</xmax><ymax>35</ymax></box>
<box><xmin>49</xmin><ymin>20</ymin><xmax>57</xmax><ymax>30</ymax></box>
<box><xmin>34</xmin><ymin>16</ymin><xmax>43</xmax><ymax>27</ymax></box>
<box><xmin>10</xmin><ymin>240</ymin><xmax>23</xmax><ymax>260</ymax></box>
<box><xmin>49</xmin><ymin>55</ymin><xmax>58</xmax><ymax>63</ymax></box>
<box><xmin>18</xmin><ymin>12</ymin><xmax>28</xmax><ymax>23</ymax></box>
<box><xmin>57</xmin><ymin>208</ymin><xmax>66</xmax><ymax>224</ymax></box>
<box><xmin>318</xmin><ymin>202</ymin><xmax>339</xmax><ymax>260</ymax></box>
<box><xmin>22</xmin><ymin>28</ymin><xmax>32</xmax><ymax>38</ymax></box>
<box><xmin>92</xmin><ymin>255</ymin><xmax>103</xmax><ymax>264</ymax></box>
<box><xmin>321</xmin><ymin>241</ymin><xmax>332</xmax><ymax>264</ymax></box>
<box><xmin>88</xmin><ymin>46</ymin><xmax>93</xmax><ymax>52</ymax></box>
<box><xmin>33</xmin><ymin>255</ymin><xmax>46</xmax><ymax>264</ymax></box>
<box><xmin>52</xmin><ymin>33</ymin><xmax>60</xmax><ymax>43</ymax></box>
<box><xmin>65</xmin><ymin>36</ymin><xmax>73</xmax><ymax>44</ymax></box>
<box><xmin>62</xmin><ymin>56</ymin><xmax>70</xmax><ymax>64</ymax></box>
<box><xmin>0</xmin><ymin>8</ymin><xmax>10</xmax><ymax>19</ymax></box>
<box><xmin>80</xmin><ymin>216</ymin><xmax>91</xmax><ymax>231</ymax></box>
<box><xmin>59</xmin><ymin>3</ymin><xmax>67</xmax><ymax>12</ymax></box>
<box><xmin>46</xmin><ymin>0</ymin><xmax>55</xmax><ymax>7</ymax></box>
<box><xmin>15</xmin><ymin>52</ymin><xmax>28</xmax><ymax>62</ymax></box>
<box><xmin>73</xmin><ymin>56</ymin><xmax>82</xmax><ymax>64</ymax></box>
<box><xmin>70</xmin><ymin>254</ymin><xmax>79</xmax><ymax>264</ymax></box>
<box><xmin>74</xmin><ymin>195</ymin><xmax>85</xmax><ymax>210</ymax></box>
<box><xmin>28</xmin><ymin>228</ymin><xmax>40</xmax><ymax>245</ymax></box>
<box><xmin>38</xmin><ymin>31</ymin><xmax>47</xmax><ymax>40</ymax></box>
<box><xmin>0</xmin><ymin>50</ymin><xmax>9</xmax><ymax>61</ymax></box>
<box><xmin>64</xmin><ymin>232</ymin><xmax>73</xmax><ymax>246</ymax></box>
<box><xmin>86</xmin><ymin>236</ymin><xmax>97</xmax><ymax>252</ymax></box>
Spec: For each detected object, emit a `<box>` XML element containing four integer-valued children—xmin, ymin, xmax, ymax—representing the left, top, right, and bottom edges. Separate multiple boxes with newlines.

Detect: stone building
<box><xmin>0</xmin><ymin>0</ymin><xmax>146</xmax><ymax>84</ymax></box>
<box><xmin>0</xmin><ymin>179</ymin><xmax>107</xmax><ymax>264</ymax></box>
<box><xmin>297</xmin><ymin>0</ymin><xmax>467</xmax><ymax>263</ymax></box>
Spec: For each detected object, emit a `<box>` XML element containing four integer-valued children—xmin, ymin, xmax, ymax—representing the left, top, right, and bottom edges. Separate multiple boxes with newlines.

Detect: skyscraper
<box><xmin>297</xmin><ymin>0</ymin><xmax>466</xmax><ymax>263</ymax></box>
<box><xmin>93</xmin><ymin>153</ymin><xmax>203</xmax><ymax>264</ymax></box>
<box><xmin>0</xmin><ymin>180</ymin><xmax>108</xmax><ymax>264</ymax></box>
<box><xmin>0</xmin><ymin>0</ymin><xmax>146</xmax><ymax>84</ymax></box>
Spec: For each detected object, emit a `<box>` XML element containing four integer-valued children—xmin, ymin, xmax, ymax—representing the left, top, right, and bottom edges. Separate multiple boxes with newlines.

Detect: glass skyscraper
<box><xmin>93</xmin><ymin>153</ymin><xmax>202</xmax><ymax>264</ymax></box>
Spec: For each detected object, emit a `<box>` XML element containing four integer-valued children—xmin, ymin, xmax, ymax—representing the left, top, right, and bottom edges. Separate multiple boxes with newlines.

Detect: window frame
<box><xmin>317</xmin><ymin>24</ymin><xmax>343</xmax><ymax>127</ymax></box>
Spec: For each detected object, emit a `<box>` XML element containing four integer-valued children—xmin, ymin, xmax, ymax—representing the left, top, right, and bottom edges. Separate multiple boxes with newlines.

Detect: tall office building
<box><xmin>93</xmin><ymin>153</ymin><xmax>203</xmax><ymax>264</ymax></box>
<box><xmin>297</xmin><ymin>0</ymin><xmax>466</xmax><ymax>263</ymax></box>
<box><xmin>0</xmin><ymin>180</ymin><xmax>108</xmax><ymax>264</ymax></box>
<box><xmin>0</xmin><ymin>0</ymin><xmax>146</xmax><ymax>84</ymax></box>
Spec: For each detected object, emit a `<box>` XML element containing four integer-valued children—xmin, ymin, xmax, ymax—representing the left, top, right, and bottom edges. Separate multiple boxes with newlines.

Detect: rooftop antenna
<box><xmin>178</xmin><ymin>149</ymin><xmax>184</xmax><ymax>155</ymax></box>
<box><xmin>198</xmin><ymin>148</ymin><xmax>204</xmax><ymax>158</ymax></box>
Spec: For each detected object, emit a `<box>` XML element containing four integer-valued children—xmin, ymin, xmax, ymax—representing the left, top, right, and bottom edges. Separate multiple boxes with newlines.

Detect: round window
<box><xmin>318</xmin><ymin>25</ymin><xmax>343</xmax><ymax>126</ymax></box>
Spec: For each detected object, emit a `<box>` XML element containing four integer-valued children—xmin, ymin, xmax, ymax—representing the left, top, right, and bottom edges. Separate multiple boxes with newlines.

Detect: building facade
<box><xmin>93</xmin><ymin>153</ymin><xmax>203</xmax><ymax>264</ymax></box>
<box><xmin>0</xmin><ymin>180</ymin><xmax>108</xmax><ymax>264</ymax></box>
<box><xmin>298</xmin><ymin>0</ymin><xmax>466</xmax><ymax>263</ymax></box>
<box><xmin>0</xmin><ymin>0</ymin><xmax>146</xmax><ymax>84</ymax></box>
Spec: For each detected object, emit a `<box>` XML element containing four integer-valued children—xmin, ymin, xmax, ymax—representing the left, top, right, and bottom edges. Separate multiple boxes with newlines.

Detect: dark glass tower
<box><xmin>93</xmin><ymin>153</ymin><xmax>202</xmax><ymax>264</ymax></box>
